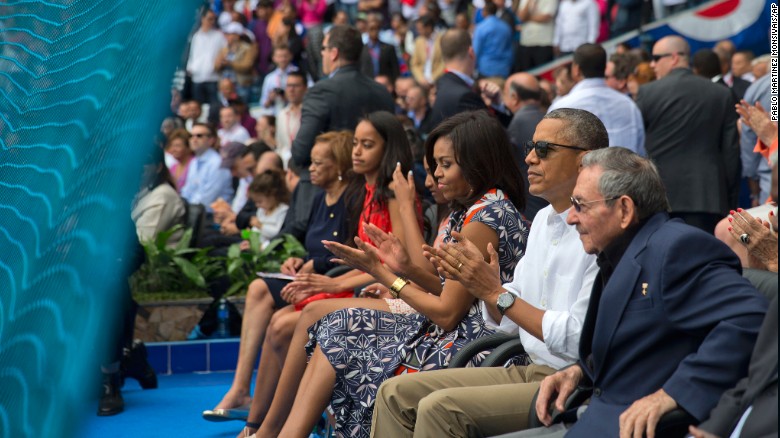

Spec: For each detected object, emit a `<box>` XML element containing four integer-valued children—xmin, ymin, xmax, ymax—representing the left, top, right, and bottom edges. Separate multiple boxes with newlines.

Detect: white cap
<box><xmin>224</xmin><ymin>22</ymin><xmax>244</xmax><ymax>35</ymax></box>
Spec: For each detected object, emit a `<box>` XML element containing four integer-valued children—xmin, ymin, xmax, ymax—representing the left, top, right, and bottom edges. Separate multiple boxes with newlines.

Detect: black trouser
<box><xmin>517</xmin><ymin>45</ymin><xmax>554</xmax><ymax>72</ymax></box>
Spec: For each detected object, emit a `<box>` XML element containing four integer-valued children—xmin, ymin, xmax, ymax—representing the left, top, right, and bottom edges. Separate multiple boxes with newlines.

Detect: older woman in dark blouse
<box><xmin>203</xmin><ymin>130</ymin><xmax>354</xmax><ymax>419</ymax></box>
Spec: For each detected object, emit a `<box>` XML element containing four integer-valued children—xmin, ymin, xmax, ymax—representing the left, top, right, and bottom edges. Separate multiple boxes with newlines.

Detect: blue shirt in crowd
<box><xmin>473</xmin><ymin>15</ymin><xmax>513</xmax><ymax>78</ymax></box>
<box><xmin>180</xmin><ymin>148</ymin><xmax>234</xmax><ymax>210</ymax></box>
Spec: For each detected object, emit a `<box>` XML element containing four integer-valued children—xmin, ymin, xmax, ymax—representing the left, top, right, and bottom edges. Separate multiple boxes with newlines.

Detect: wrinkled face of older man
<box><xmin>566</xmin><ymin>165</ymin><xmax>626</xmax><ymax>254</ymax></box>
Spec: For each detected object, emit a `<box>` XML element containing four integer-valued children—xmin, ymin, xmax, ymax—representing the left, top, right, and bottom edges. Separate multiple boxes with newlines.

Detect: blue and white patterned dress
<box><xmin>305</xmin><ymin>189</ymin><xmax>530</xmax><ymax>437</ymax></box>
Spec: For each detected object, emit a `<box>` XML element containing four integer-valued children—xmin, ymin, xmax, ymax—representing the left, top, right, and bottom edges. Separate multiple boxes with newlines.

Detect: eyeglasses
<box><xmin>320</xmin><ymin>45</ymin><xmax>333</xmax><ymax>52</ymax></box>
<box><xmin>525</xmin><ymin>141</ymin><xmax>588</xmax><ymax>159</ymax></box>
<box><xmin>651</xmin><ymin>52</ymin><xmax>683</xmax><ymax>62</ymax></box>
<box><xmin>191</xmin><ymin>133</ymin><xmax>212</xmax><ymax>138</ymax></box>
<box><xmin>570</xmin><ymin>196</ymin><xmax>620</xmax><ymax>212</ymax></box>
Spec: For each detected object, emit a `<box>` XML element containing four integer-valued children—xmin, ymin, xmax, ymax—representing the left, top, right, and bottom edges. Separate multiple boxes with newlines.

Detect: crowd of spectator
<box><xmin>109</xmin><ymin>0</ymin><xmax>779</xmax><ymax>437</ymax></box>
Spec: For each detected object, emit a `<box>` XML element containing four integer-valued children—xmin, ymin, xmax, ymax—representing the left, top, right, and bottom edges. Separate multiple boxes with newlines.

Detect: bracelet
<box><xmin>389</xmin><ymin>277</ymin><xmax>410</xmax><ymax>299</ymax></box>
<box><xmin>245</xmin><ymin>422</ymin><xmax>260</xmax><ymax>429</ymax></box>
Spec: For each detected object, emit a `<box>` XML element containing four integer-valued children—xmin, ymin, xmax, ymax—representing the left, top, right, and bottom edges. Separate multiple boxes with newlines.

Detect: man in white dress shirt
<box><xmin>548</xmin><ymin>44</ymin><xmax>646</xmax><ymax>156</ymax></box>
<box><xmin>370</xmin><ymin>108</ymin><xmax>607</xmax><ymax>438</ymax></box>
<box><xmin>181</xmin><ymin>123</ymin><xmax>234</xmax><ymax>210</ymax></box>
<box><xmin>274</xmin><ymin>71</ymin><xmax>307</xmax><ymax>165</ymax></box>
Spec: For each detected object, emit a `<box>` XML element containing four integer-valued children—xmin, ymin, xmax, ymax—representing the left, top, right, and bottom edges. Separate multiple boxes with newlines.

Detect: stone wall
<box><xmin>134</xmin><ymin>297</ymin><xmax>245</xmax><ymax>342</ymax></box>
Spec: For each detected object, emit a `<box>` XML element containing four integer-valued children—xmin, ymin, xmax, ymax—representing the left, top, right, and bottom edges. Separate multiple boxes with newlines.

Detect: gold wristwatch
<box><xmin>389</xmin><ymin>277</ymin><xmax>410</xmax><ymax>299</ymax></box>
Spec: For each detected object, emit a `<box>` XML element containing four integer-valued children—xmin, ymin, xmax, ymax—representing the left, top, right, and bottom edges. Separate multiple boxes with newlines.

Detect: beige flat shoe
<box><xmin>201</xmin><ymin>405</ymin><xmax>250</xmax><ymax>422</ymax></box>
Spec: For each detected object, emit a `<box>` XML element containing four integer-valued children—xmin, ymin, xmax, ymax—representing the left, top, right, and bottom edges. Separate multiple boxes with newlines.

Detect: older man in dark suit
<box><xmin>635</xmin><ymin>36</ymin><xmax>739</xmax><ymax>234</ymax></box>
<box><xmin>288</xmin><ymin>25</ymin><xmax>394</xmax><ymax>236</ymax></box>
<box><xmin>524</xmin><ymin>147</ymin><xmax>767</xmax><ymax>438</ymax></box>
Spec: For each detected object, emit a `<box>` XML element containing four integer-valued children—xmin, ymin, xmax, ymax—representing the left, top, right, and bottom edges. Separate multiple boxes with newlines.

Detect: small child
<box><xmin>246</xmin><ymin>169</ymin><xmax>290</xmax><ymax>247</ymax></box>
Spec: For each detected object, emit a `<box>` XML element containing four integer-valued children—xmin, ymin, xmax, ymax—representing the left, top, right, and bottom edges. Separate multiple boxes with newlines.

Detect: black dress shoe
<box><xmin>122</xmin><ymin>339</ymin><xmax>158</xmax><ymax>389</ymax></box>
<box><xmin>98</xmin><ymin>372</ymin><xmax>124</xmax><ymax>416</ymax></box>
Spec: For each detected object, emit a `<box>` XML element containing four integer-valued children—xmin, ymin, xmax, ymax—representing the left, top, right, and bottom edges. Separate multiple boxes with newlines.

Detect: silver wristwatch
<box><xmin>496</xmin><ymin>291</ymin><xmax>516</xmax><ymax>316</ymax></box>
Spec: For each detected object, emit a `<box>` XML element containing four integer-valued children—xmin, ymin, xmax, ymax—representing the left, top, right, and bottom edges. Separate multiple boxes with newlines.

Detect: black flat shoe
<box><xmin>97</xmin><ymin>372</ymin><xmax>124</xmax><ymax>416</ymax></box>
<box><xmin>122</xmin><ymin>339</ymin><xmax>158</xmax><ymax>389</ymax></box>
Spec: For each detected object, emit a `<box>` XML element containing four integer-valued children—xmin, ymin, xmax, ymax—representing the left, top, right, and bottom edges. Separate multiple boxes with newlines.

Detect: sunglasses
<box><xmin>651</xmin><ymin>52</ymin><xmax>683</xmax><ymax>62</ymax></box>
<box><xmin>570</xmin><ymin>196</ymin><xmax>620</xmax><ymax>212</ymax></box>
<box><xmin>191</xmin><ymin>133</ymin><xmax>212</xmax><ymax>138</ymax></box>
<box><xmin>525</xmin><ymin>141</ymin><xmax>588</xmax><ymax>159</ymax></box>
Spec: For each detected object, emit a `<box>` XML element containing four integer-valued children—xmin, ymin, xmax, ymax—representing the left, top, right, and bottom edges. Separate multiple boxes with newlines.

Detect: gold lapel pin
<box><xmin>642</xmin><ymin>283</ymin><xmax>648</xmax><ymax>296</ymax></box>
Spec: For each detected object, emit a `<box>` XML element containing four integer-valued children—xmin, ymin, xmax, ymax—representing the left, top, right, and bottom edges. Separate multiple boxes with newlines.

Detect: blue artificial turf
<box><xmin>78</xmin><ymin>372</ymin><xmax>250</xmax><ymax>438</ymax></box>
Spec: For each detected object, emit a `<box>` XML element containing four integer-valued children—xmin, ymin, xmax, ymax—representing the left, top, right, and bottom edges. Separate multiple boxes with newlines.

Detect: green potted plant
<box><xmin>224</xmin><ymin>232</ymin><xmax>307</xmax><ymax>297</ymax></box>
<box><xmin>130</xmin><ymin>225</ymin><xmax>223</xmax><ymax>301</ymax></box>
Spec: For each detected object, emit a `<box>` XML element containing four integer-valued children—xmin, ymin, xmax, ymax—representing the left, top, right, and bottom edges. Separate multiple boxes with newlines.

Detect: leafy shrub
<box><xmin>224</xmin><ymin>233</ymin><xmax>307</xmax><ymax>296</ymax></box>
<box><xmin>129</xmin><ymin>225</ymin><xmax>222</xmax><ymax>298</ymax></box>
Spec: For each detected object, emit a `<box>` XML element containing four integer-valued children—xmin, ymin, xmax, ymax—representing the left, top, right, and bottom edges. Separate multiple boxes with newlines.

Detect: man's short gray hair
<box><xmin>581</xmin><ymin>147</ymin><xmax>670</xmax><ymax>220</ymax></box>
<box><xmin>543</xmin><ymin>108</ymin><xmax>609</xmax><ymax>151</ymax></box>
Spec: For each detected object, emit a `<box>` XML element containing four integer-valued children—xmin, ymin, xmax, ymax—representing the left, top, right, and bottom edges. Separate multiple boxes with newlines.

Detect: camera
<box><xmin>273</xmin><ymin>87</ymin><xmax>285</xmax><ymax>96</ymax></box>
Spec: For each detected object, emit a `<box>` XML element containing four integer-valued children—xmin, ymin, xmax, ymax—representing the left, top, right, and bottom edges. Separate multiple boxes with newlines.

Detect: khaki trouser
<box><xmin>371</xmin><ymin>364</ymin><xmax>557</xmax><ymax>438</ymax></box>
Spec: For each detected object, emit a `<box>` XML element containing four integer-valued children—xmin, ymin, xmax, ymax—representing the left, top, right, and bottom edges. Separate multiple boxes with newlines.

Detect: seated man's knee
<box><xmin>418</xmin><ymin>390</ymin><xmax>452</xmax><ymax>417</ymax></box>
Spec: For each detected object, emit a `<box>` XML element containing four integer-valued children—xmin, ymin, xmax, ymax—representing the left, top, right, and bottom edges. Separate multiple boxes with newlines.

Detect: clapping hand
<box><xmin>423</xmin><ymin>230</ymin><xmax>502</xmax><ymax>300</ymax></box>
<box><xmin>736</xmin><ymin>100</ymin><xmax>778</xmax><ymax>145</ymax></box>
<box><xmin>323</xmin><ymin>237</ymin><xmax>383</xmax><ymax>276</ymax></box>
<box><xmin>728</xmin><ymin>208</ymin><xmax>778</xmax><ymax>272</ymax></box>
<box><xmin>363</xmin><ymin>223</ymin><xmax>412</xmax><ymax>275</ymax></box>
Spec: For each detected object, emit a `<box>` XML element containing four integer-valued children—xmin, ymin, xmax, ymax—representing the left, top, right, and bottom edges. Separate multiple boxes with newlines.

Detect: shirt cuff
<box><xmin>480</xmin><ymin>300</ymin><xmax>520</xmax><ymax>334</ymax></box>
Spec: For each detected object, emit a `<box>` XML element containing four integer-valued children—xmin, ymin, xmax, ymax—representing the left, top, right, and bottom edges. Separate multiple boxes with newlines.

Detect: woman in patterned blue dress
<box><xmin>276</xmin><ymin>111</ymin><xmax>531</xmax><ymax>437</ymax></box>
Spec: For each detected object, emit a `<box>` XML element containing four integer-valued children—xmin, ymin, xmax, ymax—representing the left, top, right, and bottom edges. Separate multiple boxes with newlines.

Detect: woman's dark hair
<box><xmin>262</xmin><ymin>114</ymin><xmax>276</xmax><ymax>129</ymax></box>
<box><xmin>344</xmin><ymin>111</ymin><xmax>414</xmax><ymax>243</ymax></box>
<box><xmin>363</xmin><ymin>110</ymin><xmax>414</xmax><ymax>204</ymax></box>
<box><xmin>424</xmin><ymin>110</ymin><xmax>526</xmax><ymax>212</ymax></box>
<box><xmin>248</xmin><ymin>169</ymin><xmax>290</xmax><ymax>205</ymax></box>
<box><xmin>143</xmin><ymin>146</ymin><xmax>176</xmax><ymax>189</ymax></box>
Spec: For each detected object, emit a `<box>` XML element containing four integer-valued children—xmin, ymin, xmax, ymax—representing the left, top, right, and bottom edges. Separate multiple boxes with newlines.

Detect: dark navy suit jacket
<box><xmin>568</xmin><ymin>213</ymin><xmax>768</xmax><ymax>437</ymax></box>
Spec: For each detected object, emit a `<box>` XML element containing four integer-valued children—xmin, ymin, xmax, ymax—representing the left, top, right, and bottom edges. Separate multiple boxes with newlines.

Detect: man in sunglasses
<box><xmin>181</xmin><ymin>122</ymin><xmax>234</xmax><ymax>211</ymax></box>
<box><xmin>635</xmin><ymin>35</ymin><xmax>739</xmax><ymax>234</ymax></box>
<box><xmin>370</xmin><ymin>108</ymin><xmax>607</xmax><ymax>437</ymax></box>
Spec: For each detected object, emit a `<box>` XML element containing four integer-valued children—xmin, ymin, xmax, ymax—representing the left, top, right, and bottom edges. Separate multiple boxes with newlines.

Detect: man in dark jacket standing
<box><xmin>287</xmin><ymin>25</ymin><xmax>394</xmax><ymax>237</ymax></box>
<box><xmin>635</xmin><ymin>35</ymin><xmax>739</xmax><ymax>234</ymax></box>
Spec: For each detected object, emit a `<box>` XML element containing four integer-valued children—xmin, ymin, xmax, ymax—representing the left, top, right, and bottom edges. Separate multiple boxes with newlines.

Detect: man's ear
<box><xmin>618</xmin><ymin>196</ymin><xmax>638</xmax><ymax>229</ymax></box>
<box><xmin>571</xmin><ymin>63</ymin><xmax>581</xmax><ymax>81</ymax></box>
